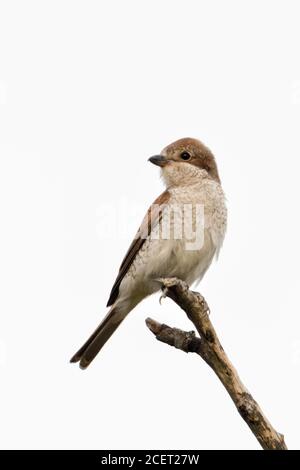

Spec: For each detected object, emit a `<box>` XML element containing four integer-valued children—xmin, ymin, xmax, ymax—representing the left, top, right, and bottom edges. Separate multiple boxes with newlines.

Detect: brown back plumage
<box><xmin>106</xmin><ymin>189</ymin><xmax>170</xmax><ymax>305</ymax></box>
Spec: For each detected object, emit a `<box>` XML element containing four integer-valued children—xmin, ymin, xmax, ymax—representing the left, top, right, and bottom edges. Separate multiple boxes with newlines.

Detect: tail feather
<box><xmin>70</xmin><ymin>306</ymin><xmax>126</xmax><ymax>369</ymax></box>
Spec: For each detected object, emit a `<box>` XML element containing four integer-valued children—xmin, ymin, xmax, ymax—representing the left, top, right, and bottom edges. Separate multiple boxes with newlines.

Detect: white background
<box><xmin>0</xmin><ymin>0</ymin><xmax>300</xmax><ymax>450</ymax></box>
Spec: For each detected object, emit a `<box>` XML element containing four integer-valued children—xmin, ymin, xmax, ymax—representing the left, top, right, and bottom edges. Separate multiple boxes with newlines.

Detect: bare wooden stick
<box><xmin>146</xmin><ymin>278</ymin><xmax>287</xmax><ymax>450</ymax></box>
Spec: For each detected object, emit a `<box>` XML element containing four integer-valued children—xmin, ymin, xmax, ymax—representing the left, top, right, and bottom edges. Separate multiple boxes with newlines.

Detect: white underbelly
<box><xmin>118</xmin><ymin>182</ymin><xmax>226</xmax><ymax>304</ymax></box>
<box><xmin>120</xmin><ymin>227</ymin><xmax>216</xmax><ymax>302</ymax></box>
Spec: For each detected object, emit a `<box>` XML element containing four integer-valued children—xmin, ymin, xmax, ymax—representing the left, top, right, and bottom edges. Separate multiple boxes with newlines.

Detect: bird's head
<box><xmin>149</xmin><ymin>137</ymin><xmax>220</xmax><ymax>187</ymax></box>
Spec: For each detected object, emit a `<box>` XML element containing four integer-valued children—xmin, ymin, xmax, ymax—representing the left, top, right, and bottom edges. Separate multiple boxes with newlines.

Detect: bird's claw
<box><xmin>159</xmin><ymin>287</ymin><xmax>168</xmax><ymax>305</ymax></box>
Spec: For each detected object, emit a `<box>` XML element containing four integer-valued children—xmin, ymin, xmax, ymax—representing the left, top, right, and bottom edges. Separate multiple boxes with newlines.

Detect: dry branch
<box><xmin>146</xmin><ymin>278</ymin><xmax>287</xmax><ymax>450</ymax></box>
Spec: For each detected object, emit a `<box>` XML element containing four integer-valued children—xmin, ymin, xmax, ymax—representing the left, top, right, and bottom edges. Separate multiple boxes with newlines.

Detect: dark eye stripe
<box><xmin>180</xmin><ymin>151</ymin><xmax>191</xmax><ymax>161</ymax></box>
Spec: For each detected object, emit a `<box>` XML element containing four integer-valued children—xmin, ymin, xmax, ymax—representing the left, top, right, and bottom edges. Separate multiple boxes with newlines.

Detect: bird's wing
<box><xmin>106</xmin><ymin>189</ymin><xmax>170</xmax><ymax>306</ymax></box>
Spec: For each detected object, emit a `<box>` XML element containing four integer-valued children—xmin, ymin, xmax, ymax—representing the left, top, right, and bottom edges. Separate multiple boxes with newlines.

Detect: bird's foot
<box><xmin>159</xmin><ymin>286</ymin><xmax>169</xmax><ymax>305</ymax></box>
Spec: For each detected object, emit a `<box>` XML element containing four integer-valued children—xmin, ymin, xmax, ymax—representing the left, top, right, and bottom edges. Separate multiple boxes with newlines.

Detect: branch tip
<box><xmin>145</xmin><ymin>317</ymin><xmax>161</xmax><ymax>335</ymax></box>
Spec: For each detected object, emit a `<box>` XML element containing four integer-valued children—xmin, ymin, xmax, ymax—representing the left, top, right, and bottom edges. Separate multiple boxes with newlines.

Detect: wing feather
<box><xmin>106</xmin><ymin>190</ymin><xmax>170</xmax><ymax>306</ymax></box>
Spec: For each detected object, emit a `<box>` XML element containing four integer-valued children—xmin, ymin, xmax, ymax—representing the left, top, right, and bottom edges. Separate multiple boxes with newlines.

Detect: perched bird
<box><xmin>70</xmin><ymin>137</ymin><xmax>227</xmax><ymax>369</ymax></box>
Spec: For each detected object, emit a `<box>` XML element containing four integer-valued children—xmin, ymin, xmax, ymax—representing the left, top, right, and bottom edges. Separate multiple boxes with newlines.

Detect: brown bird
<box><xmin>70</xmin><ymin>137</ymin><xmax>227</xmax><ymax>369</ymax></box>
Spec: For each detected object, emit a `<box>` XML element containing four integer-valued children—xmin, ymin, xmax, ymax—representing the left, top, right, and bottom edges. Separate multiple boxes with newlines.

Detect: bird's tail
<box><xmin>70</xmin><ymin>305</ymin><xmax>127</xmax><ymax>369</ymax></box>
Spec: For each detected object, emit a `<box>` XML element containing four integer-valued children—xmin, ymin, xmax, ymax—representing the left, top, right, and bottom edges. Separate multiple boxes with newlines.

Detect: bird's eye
<box><xmin>180</xmin><ymin>151</ymin><xmax>191</xmax><ymax>161</ymax></box>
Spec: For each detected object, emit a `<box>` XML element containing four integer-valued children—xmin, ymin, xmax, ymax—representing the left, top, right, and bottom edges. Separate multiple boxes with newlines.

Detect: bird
<box><xmin>70</xmin><ymin>137</ymin><xmax>227</xmax><ymax>369</ymax></box>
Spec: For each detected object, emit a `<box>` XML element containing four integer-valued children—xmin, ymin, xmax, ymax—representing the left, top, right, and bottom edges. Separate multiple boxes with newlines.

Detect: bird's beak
<box><xmin>148</xmin><ymin>155</ymin><xmax>168</xmax><ymax>167</ymax></box>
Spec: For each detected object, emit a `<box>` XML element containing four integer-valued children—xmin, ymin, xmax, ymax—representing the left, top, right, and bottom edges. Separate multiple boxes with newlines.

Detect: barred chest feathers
<box><xmin>168</xmin><ymin>177</ymin><xmax>227</xmax><ymax>257</ymax></box>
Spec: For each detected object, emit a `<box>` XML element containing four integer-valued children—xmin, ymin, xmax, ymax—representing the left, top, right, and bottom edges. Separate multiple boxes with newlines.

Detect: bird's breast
<box><xmin>123</xmin><ymin>180</ymin><xmax>226</xmax><ymax>294</ymax></box>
